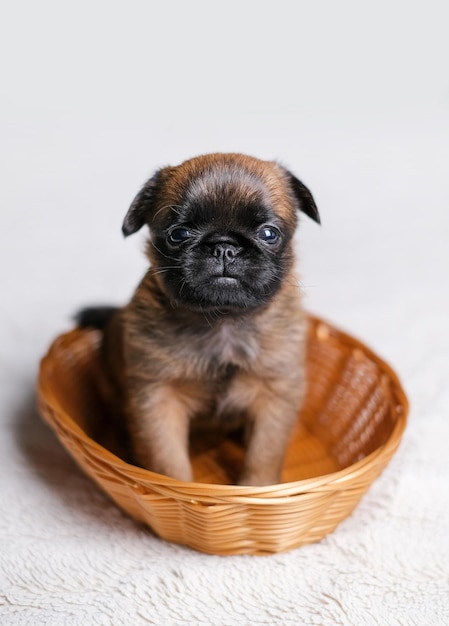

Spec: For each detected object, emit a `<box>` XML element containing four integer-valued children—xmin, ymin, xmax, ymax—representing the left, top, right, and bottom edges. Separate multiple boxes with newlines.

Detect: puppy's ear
<box><xmin>122</xmin><ymin>168</ymin><xmax>166</xmax><ymax>236</ymax></box>
<box><xmin>283</xmin><ymin>169</ymin><xmax>321</xmax><ymax>224</ymax></box>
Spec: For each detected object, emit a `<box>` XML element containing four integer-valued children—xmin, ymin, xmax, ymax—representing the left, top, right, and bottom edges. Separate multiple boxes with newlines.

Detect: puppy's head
<box><xmin>122</xmin><ymin>153</ymin><xmax>320</xmax><ymax>313</ymax></box>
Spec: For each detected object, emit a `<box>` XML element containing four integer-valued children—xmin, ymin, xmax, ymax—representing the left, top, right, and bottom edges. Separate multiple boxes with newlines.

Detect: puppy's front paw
<box><xmin>144</xmin><ymin>456</ymin><xmax>194</xmax><ymax>483</ymax></box>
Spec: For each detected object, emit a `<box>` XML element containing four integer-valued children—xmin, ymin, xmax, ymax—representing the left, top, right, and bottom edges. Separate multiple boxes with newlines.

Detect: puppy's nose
<box><xmin>213</xmin><ymin>243</ymin><xmax>237</xmax><ymax>263</ymax></box>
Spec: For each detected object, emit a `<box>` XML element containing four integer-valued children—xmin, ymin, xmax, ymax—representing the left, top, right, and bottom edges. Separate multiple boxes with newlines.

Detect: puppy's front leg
<box><xmin>238</xmin><ymin>380</ymin><xmax>304</xmax><ymax>487</ymax></box>
<box><xmin>128</xmin><ymin>384</ymin><xmax>193</xmax><ymax>482</ymax></box>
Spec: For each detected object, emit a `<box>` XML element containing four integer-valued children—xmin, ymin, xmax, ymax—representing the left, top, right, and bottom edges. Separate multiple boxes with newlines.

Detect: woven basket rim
<box><xmin>37</xmin><ymin>313</ymin><xmax>408</xmax><ymax>503</ymax></box>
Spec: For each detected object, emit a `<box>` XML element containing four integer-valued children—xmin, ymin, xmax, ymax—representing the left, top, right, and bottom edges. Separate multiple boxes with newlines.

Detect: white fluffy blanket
<box><xmin>1</xmin><ymin>4</ymin><xmax>449</xmax><ymax>624</ymax></box>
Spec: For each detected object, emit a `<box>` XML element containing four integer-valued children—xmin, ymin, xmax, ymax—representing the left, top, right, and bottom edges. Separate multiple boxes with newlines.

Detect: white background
<box><xmin>1</xmin><ymin>1</ymin><xmax>448</xmax><ymax>365</ymax></box>
<box><xmin>1</xmin><ymin>1</ymin><xmax>448</xmax><ymax>624</ymax></box>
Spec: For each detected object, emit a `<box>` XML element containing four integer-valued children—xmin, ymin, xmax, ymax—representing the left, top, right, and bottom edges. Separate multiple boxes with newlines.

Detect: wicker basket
<box><xmin>37</xmin><ymin>315</ymin><xmax>408</xmax><ymax>556</ymax></box>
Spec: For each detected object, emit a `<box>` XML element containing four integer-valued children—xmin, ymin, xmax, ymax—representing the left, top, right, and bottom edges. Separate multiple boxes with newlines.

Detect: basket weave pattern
<box><xmin>37</xmin><ymin>316</ymin><xmax>408</xmax><ymax>555</ymax></box>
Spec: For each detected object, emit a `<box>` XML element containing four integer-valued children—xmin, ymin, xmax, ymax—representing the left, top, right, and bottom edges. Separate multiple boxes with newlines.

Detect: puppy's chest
<box><xmin>197</xmin><ymin>322</ymin><xmax>259</xmax><ymax>372</ymax></box>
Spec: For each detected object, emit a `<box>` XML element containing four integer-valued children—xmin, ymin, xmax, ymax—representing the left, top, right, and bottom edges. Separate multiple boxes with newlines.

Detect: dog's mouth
<box><xmin>183</xmin><ymin>271</ymin><xmax>274</xmax><ymax>314</ymax></box>
<box><xmin>212</xmin><ymin>276</ymin><xmax>239</xmax><ymax>286</ymax></box>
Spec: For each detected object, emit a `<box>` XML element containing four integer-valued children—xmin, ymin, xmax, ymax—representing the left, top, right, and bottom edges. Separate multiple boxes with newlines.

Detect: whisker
<box><xmin>169</xmin><ymin>205</ymin><xmax>184</xmax><ymax>217</ymax></box>
<box><xmin>202</xmin><ymin>312</ymin><xmax>214</xmax><ymax>328</ymax></box>
<box><xmin>151</xmin><ymin>204</ymin><xmax>185</xmax><ymax>222</ymax></box>
<box><xmin>150</xmin><ymin>240</ymin><xmax>178</xmax><ymax>262</ymax></box>
<box><xmin>151</xmin><ymin>265</ymin><xmax>180</xmax><ymax>276</ymax></box>
<box><xmin>178</xmin><ymin>278</ymin><xmax>187</xmax><ymax>298</ymax></box>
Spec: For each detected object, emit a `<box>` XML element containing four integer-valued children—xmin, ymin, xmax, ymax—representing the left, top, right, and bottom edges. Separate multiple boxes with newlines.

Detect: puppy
<box><xmin>78</xmin><ymin>153</ymin><xmax>320</xmax><ymax>486</ymax></box>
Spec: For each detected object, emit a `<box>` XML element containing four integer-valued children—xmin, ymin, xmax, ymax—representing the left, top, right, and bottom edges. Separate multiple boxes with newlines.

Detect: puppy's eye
<box><xmin>168</xmin><ymin>227</ymin><xmax>192</xmax><ymax>244</ymax></box>
<box><xmin>257</xmin><ymin>226</ymin><xmax>280</xmax><ymax>244</ymax></box>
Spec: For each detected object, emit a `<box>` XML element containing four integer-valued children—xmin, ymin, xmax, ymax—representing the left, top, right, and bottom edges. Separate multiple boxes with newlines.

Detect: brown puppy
<box><xmin>79</xmin><ymin>153</ymin><xmax>320</xmax><ymax>486</ymax></box>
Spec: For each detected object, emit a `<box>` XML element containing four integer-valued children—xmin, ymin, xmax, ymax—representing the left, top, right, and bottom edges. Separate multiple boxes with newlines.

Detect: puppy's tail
<box><xmin>75</xmin><ymin>306</ymin><xmax>119</xmax><ymax>330</ymax></box>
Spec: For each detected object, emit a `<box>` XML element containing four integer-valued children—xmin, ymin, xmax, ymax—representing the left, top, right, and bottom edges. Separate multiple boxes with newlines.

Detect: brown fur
<box><xmin>98</xmin><ymin>153</ymin><xmax>319</xmax><ymax>486</ymax></box>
